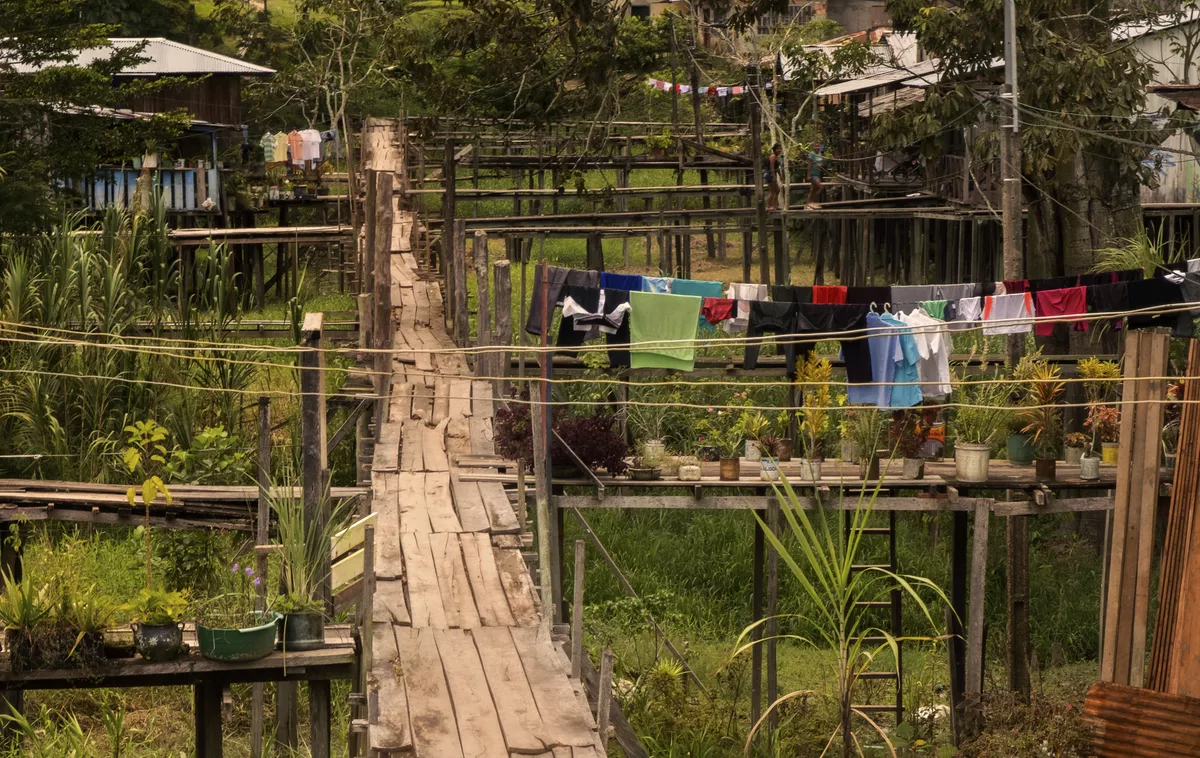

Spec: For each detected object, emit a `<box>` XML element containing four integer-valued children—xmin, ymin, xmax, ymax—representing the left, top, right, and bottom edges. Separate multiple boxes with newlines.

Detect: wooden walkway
<box><xmin>364</xmin><ymin>122</ymin><xmax>605</xmax><ymax>757</ymax></box>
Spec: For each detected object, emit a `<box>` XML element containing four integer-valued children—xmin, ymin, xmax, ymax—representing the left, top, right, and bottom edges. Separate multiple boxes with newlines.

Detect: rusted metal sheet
<box><xmin>1084</xmin><ymin>681</ymin><xmax>1200</xmax><ymax>757</ymax></box>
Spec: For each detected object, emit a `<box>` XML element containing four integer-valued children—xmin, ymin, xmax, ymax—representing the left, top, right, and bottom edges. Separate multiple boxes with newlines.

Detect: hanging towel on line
<box><xmin>1034</xmin><ymin>287</ymin><xmax>1087</xmax><ymax>335</ymax></box>
<box><xmin>982</xmin><ymin>292</ymin><xmax>1034</xmax><ymax>335</ymax></box>
<box><xmin>629</xmin><ymin>292</ymin><xmax>702</xmax><ymax>371</ymax></box>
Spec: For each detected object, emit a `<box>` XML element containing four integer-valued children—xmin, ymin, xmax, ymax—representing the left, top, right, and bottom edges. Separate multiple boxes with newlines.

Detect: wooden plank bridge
<box><xmin>362</xmin><ymin>122</ymin><xmax>604</xmax><ymax>757</ymax></box>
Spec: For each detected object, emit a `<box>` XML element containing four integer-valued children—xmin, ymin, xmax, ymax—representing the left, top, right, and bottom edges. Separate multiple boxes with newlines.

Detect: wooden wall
<box><xmin>124</xmin><ymin>76</ymin><xmax>244</xmax><ymax>126</ymax></box>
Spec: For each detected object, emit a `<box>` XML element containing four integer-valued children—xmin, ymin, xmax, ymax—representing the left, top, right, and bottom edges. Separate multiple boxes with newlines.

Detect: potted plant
<box><xmin>1064</xmin><ymin>432</ymin><xmax>1089</xmax><ymax>466</ymax></box>
<box><xmin>741</xmin><ymin>411</ymin><xmax>769</xmax><ymax>462</ymax></box>
<box><xmin>1087</xmin><ymin>405</ymin><xmax>1121</xmax><ymax>464</ymax></box>
<box><xmin>196</xmin><ymin>562</ymin><xmax>278</xmax><ymax>662</ymax></box>
<box><xmin>126</xmin><ymin>588</ymin><xmax>189</xmax><ymax>662</ymax></box>
<box><xmin>890</xmin><ymin>410</ymin><xmax>930</xmax><ymax>480</ymax></box>
<box><xmin>696</xmin><ymin>408</ymin><xmax>743</xmax><ymax>480</ymax></box>
<box><xmin>846</xmin><ymin>408</ymin><xmax>887</xmax><ymax>480</ymax></box>
<box><xmin>796</xmin><ymin>354</ymin><xmax>833</xmax><ymax>481</ymax></box>
<box><xmin>1018</xmin><ymin>360</ymin><xmax>1065</xmax><ymax>482</ymax></box>
<box><xmin>951</xmin><ymin>368</ymin><xmax>1010</xmax><ymax>482</ymax></box>
<box><xmin>1080</xmin><ymin>447</ymin><xmax>1102</xmax><ymax>481</ymax></box>
<box><xmin>626</xmin><ymin>398</ymin><xmax>672</xmax><ymax>460</ymax></box>
<box><xmin>645</xmin><ymin>128</ymin><xmax>674</xmax><ymax>156</ymax></box>
<box><xmin>627</xmin><ymin>454</ymin><xmax>662</xmax><ymax>481</ymax></box>
<box><xmin>1079</xmin><ymin>358</ymin><xmax>1122</xmax><ymax>464</ymax></box>
<box><xmin>677</xmin><ymin>454</ymin><xmax>702</xmax><ymax>482</ymax></box>
<box><xmin>494</xmin><ymin>397</ymin><xmax>629</xmax><ymax>477</ymax></box>
<box><xmin>58</xmin><ymin>586</ymin><xmax>115</xmax><ymax>669</ymax></box>
<box><xmin>0</xmin><ymin>572</ymin><xmax>51</xmax><ymax>672</ymax></box>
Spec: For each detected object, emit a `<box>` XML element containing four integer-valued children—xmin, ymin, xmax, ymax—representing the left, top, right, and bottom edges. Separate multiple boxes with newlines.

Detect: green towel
<box><xmin>630</xmin><ymin>291</ymin><xmax>702</xmax><ymax>371</ymax></box>
<box><xmin>920</xmin><ymin>299</ymin><xmax>948</xmax><ymax>320</ymax></box>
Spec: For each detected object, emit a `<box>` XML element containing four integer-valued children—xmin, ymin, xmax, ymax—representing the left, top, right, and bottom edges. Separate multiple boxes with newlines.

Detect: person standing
<box><xmin>807</xmin><ymin>142</ymin><xmax>827</xmax><ymax>208</ymax></box>
<box><xmin>766</xmin><ymin>143</ymin><xmax>783</xmax><ymax>211</ymax></box>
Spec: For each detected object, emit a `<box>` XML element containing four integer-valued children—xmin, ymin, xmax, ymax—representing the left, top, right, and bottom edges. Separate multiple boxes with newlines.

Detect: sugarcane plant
<box><xmin>729</xmin><ymin>478</ymin><xmax>950</xmax><ymax>757</ymax></box>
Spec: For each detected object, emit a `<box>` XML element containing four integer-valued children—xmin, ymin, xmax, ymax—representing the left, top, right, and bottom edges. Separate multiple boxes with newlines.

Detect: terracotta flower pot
<box><xmin>719</xmin><ymin>457</ymin><xmax>740</xmax><ymax>481</ymax></box>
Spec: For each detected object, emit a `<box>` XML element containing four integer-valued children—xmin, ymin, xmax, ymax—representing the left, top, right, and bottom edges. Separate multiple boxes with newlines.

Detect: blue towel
<box><xmin>642</xmin><ymin>276</ymin><xmax>674</xmax><ymax>293</ymax></box>
<box><xmin>671</xmin><ymin>279</ymin><xmax>725</xmax><ymax>327</ymax></box>
<box><xmin>600</xmin><ymin>272</ymin><xmax>644</xmax><ymax>292</ymax></box>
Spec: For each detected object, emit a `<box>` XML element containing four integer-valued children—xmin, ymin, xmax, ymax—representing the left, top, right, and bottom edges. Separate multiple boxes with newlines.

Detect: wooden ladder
<box><xmin>846</xmin><ymin>510</ymin><xmax>904</xmax><ymax>725</ymax></box>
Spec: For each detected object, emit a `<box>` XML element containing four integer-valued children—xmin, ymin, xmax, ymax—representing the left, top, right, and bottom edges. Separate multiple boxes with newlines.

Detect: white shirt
<box><xmin>898</xmin><ymin>309</ymin><xmax>952</xmax><ymax>396</ymax></box>
<box><xmin>982</xmin><ymin>292</ymin><xmax>1034</xmax><ymax>335</ymax></box>
<box><xmin>953</xmin><ymin>296</ymin><xmax>983</xmax><ymax>331</ymax></box>
<box><xmin>723</xmin><ymin>282</ymin><xmax>768</xmax><ymax>333</ymax></box>
<box><xmin>300</xmin><ymin>129</ymin><xmax>322</xmax><ymax>162</ymax></box>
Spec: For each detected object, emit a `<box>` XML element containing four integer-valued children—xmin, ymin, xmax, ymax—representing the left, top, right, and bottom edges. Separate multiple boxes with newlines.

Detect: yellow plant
<box><xmin>796</xmin><ymin>353</ymin><xmax>833</xmax><ymax>457</ymax></box>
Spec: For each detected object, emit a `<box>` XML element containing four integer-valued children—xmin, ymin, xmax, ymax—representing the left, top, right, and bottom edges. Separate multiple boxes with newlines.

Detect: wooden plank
<box><xmin>1083</xmin><ymin>680</ymin><xmax>1200</xmax><ymax>757</ymax></box>
<box><xmin>474</xmin><ymin>533</ymin><xmax>517</xmax><ymax>627</ymax></box>
<box><xmin>389</xmin><ymin>383</ymin><xmax>414</xmax><ymax>423</ymax></box>
<box><xmin>424</xmin><ymin>472</ymin><xmax>463</xmax><ymax>533</ymax></box>
<box><xmin>394</xmin><ymin>627</ymin><xmax>465</xmax><ymax>757</ymax></box>
<box><xmin>471</xmin><ymin>380</ymin><xmax>494</xmax><ymax>418</ymax></box>
<box><xmin>446</xmin><ymin>417</ymin><xmax>474</xmax><ymax>458</ymax></box>
<box><xmin>372</xmin><ymin>473</ymin><xmax>405</xmax><ymax>580</ymax></box>
<box><xmin>965</xmin><ymin>501</ymin><xmax>990</xmax><ymax>693</ymax></box>
<box><xmin>373</xmin><ymin>579</ymin><xmax>411</xmax><ymax>626</ymax></box>
<box><xmin>433</xmin><ymin>629</ymin><xmax>510</xmax><ymax>758</ymax></box>
<box><xmin>449</xmin><ymin>379</ymin><xmax>473</xmax><ymax>419</ymax></box>
<box><xmin>401</xmin><ymin>531</ymin><xmax>448</xmax><ymax>628</ymax></box>
<box><xmin>431</xmin><ymin>533</ymin><xmax>480</xmax><ymax>629</ymax></box>
<box><xmin>397</xmin><ymin>472</ymin><xmax>432</xmax><ymax>536</ymax></box>
<box><xmin>494</xmin><ymin>548</ymin><xmax>540</xmax><ymax>627</ymax></box>
<box><xmin>331</xmin><ymin>548</ymin><xmax>364</xmax><ymax>590</ymax></box>
<box><xmin>369</xmin><ymin>622</ymin><xmax>413</xmax><ymax>752</ymax></box>
<box><xmin>479</xmin><ymin>482</ymin><xmax>521</xmax><ymax>534</ymax></box>
<box><xmin>400</xmin><ymin>420</ymin><xmax>425</xmax><ymax>473</ymax></box>
<box><xmin>452</xmin><ymin>473</ymin><xmax>492</xmax><ymax>533</ymax></box>
<box><xmin>421</xmin><ymin>419</ymin><xmax>451</xmax><ymax>473</ymax></box>
<box><xmin>331</xmin><ymin>512</ymin><xmax>377</xmax><ymax>559</ymax></box>
<box><xmin>470</xmin><ymin>416</ymin><xmax>496</xmax><ymax>457</ymax></box>
<box><xmin>412</xmin><ymin>378</ymin><xmax>436</xmax><ymax>422</ymax></box>
<box><xmin>473</xmin><ymin>627</ymin><xmax>550</xmax><ymax>754</ymax></box>
<box><xmin>432</xmin><ymin>379</ymin><xmax>451</xmax><ymax>425</ymax></box>
<box><xmin>509</xmin><ymin>627</ymin><xmax>598</xmax><ymax>748</ymax></box>
<box><xmin>460</xmin><ymin>533</ymin><xmax>505</xmax><ymax>627</ymax></box>
<box><xmin>1131</xmin><ymin>331</ymin><xmax>1169</xmax><ymax>686</ymax></box>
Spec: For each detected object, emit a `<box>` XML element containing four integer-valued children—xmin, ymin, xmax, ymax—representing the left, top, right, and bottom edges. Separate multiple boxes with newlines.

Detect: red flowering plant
<box><xmin>494</xmin><ymin>393</ymin><xmax>628</xmax><ymax>475</ymax></box>
<box><xmin>694</xmin><ymin>406</ymin><xmax>745</xmax><ymax>461</ymax></box>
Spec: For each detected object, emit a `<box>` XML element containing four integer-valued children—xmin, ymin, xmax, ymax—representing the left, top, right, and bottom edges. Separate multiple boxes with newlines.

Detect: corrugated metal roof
<box><xmin>11</xmin><ymin>37</ymin><xmax>274</xmax><ymax>76</ymax></box>
<box><xmin>814</xmin><ymin>59</ymin><xmax>940</xmax><ymax>97</ymax></box>
<box><xmin>857</xmin><ymin>87</ymin><xmax>925</xmax><ymax>117</ymax></box>
<box><xmin>1083</xmin><ymin>680</ymin><xmax>1200</xmax><ymax>757</ymax></box>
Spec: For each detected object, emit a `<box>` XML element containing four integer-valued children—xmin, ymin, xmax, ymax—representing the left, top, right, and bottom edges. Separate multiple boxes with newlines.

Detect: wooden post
<box><xmin>571</xmin><ymin>540</ymin><xmax>586</xmax><ymax>679</ymax></box>
<box><xmin>1007</xmin><ymin>514</ymin><xmax>1030</xmax><ymax>701</ymax></box>
<box><xmin>966</xmin><ymin>501</ymin><xmax>990</xmax><ymax>694</ymax></box>
<box><xmin>453</xmin><ymin>220</ymin><xmax>469</xmax><ymax>347</ymax></box>
<box><xmin>766</xmin><ymin>498</ymin><xmax>779</xmax><ymax>731</ymax></box>
<box><xmin>532</xmin><ymin>259</ymin><xmax>554</xmax><ymax>622</ymax></box>
<box><xmin>493</xmin><ymin>259</ymin><xmax>512</xmax><ymax>397</ymax></box>
<box><xmin>373</xmin><ymin>171</ymin><xmax>394</xmax><ymax>355</ymax></box>
<box><xmin>946</xmin><ymin>605</ymin><xmax>962</xmax><ymax>747</ymax></box>
<box><xmin>597</xmin><ymin>649</ymin><xmax>615</xmax><ymax>751</ymax></box>
<box><xmin>951</xmin><ymin>511</ymin><xmax>968</xmax><ymax>702</ymax></box>
<box><xmin>309</xmin><ymin>681</ymin><xmax>331</xmax><ymax>758</ymax></box>
<box><xmin>251</xmin><ymin>398</ymin><xmax>270</xmax><ymax>758</ymax></box>
<box><xmin>195</xmin><ymin>682</ymin><xmax>223</xmax><ymax>758</ymax></box>
<box><xmin>362</xmin><ymin>168</ymin><xmax>377</xmax><ymax>351</ymax></box>
<box><xmin>473</xmin><ymin>231</ymin><xmax>492</xmax><ymax>386</ymax></box>
<box><xmin>750</xmin><ymin>509</ymin><xmax>765</xmax><ymax>726</ymax></box>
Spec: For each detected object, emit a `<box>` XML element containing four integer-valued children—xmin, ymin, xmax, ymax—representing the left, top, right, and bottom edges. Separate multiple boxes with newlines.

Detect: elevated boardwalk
<box><xmin>363</xmin><ymin>122</ymin><xmax>604</xmax><ymax>757</ymax></box>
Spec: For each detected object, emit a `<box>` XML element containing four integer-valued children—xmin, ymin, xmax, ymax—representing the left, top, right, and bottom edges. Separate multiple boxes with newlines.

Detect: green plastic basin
<box><xmin>196</xmin><ymin>613</ymin><xmax>280</xmax><ymax>662</ymax></box>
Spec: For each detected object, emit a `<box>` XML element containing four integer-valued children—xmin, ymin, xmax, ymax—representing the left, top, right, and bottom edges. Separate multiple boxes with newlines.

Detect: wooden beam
<box><xmin>965</xmin><ymin>501</ymin><xmax>991</xmax><ymax>694</ymax></box>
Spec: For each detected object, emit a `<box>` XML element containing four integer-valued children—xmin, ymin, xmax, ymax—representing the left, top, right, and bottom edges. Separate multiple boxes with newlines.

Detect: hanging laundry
<box><xmin>846</xmin><ymin>286</ymin><xmax>891</xmax><ymax>306</ymax></box>
<box><xmin>812</xmin><ymin>285</ymin><xmax>847</xmax><ymax>304</ymax></box>
<box><xmin>629</xmin><ymin>292</ymin><xmax>702</xmax><ymax>371</ymax></box>
<box><xmin>557</xmin><ymin>286</ymin><xmax>632</xmax><ymax>367</ymax></box>
<box><xmin>300</xmin><ymin>129</ymin><xmax>322</xmax><ymax>164</ymax></box>
<box><xmin>771</xmin><ymin>285</ymin><xmax>813</xmax><ymax>304</ymax></box>
<box><xmin>1002</xmin><ymin>279</ymin><xmax>1030</xmax><ymax>293</ymax></box>
<box><xmin>743</xmin><ymin>301</ymin><xmax>799</xmax><ymax>374</ymax></box>
<box><xmin>891</xmin><ymin>285</ymin><xmax>935</xmax><ymax>315</ymax></box>
<box><xmin>794</xmin><ymin>303</ymin><xmax>871</xmax><ymax>385</ymax></box>
<box><xmin>701</xmin><ymin>297</ymin><xmax>736</xmax><ymax>326</ymax></box>
<box><xmin>934</xmin><ymin>283</ymin><xmax>978</xmax><ymax>301</ymax></box>
<box><xmin>525</xmin><ymin>266</ymin><xmax>598</xmax><ymax>335</ymax></box>
<box><xmin>260</xmin><ymin>132</ymin><xmax>276</xmax><ymax>162</ymax></box>
<box><xmin>952</xmin><ymin>296</ymin><xmax>983</xmax><ymax>331</ymax></box>
<box><xmin>600</xmin><ymin>272</ymin><xmax>644</xmax><ymax>292</ymax></box>
<box><xmin>642</xmin><ymin>276</ymin><xmax>674</xmax><ymax>293</ymax></box>
<box><xmin>671</xmin><ymin>279</ymin><xmax>724</xmax><ymax>299</ymax></box>
<box><xmin>898</xmin><ymin>309</ymin><xmax>952</xmax><ymax>397</ymax></box>
<box><xmin>919</xmin><ymin>300</ymin><xmax>948</xmax><ymax>320</ymax></box>
<box><xmin>982</xmin><ymin>292</ymin><xmax>1034</xmax><ymax>335</ymax></box>
<box><xmin>846</xmin><ymin>312</ymin><xmax>921</xmax><ymax>408</ymax></box>
<box><xmin>1033</xmin><ymin>287</ymin><xmax>1087</xmax><ymax>336</ymax></box>
<box><xmin>723</xmin><ymin>282</ymin><xmax>768</xmax><ymax>333</ymax></box>
<box><xmin>274</xmin><ymin>132</ymin><xmax>290</xmax><ymax>165</ymax></box>
<box><xmin>1127</xmin><ymin>277</ymin><xmax>1190</xmax><ymax>336</ymax></box>
<box><xmin>287</xmin><ymin>130</ymin><xmax>304</xmax><ymax>166</ymax></box>
<box><xmin>1086</xmin><ymin>282</ymin><xmax>1128</xmax><ymax>332</ymax></box>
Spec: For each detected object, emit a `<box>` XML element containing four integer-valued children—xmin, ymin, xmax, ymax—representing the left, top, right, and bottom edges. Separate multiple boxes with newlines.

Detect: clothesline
<box><xmin>644</xmin><ymin>78</ymin><xmax>772</xmax><ymax>96</ymax></box>
<box><xmin>259</xmin><ymin>128</ymin><xmax>338</xmax><ymax>168</ymax></box>
<box><xmin>521</xmin><ymin>262</ymin><xmax>1200</xmax><ymax>411</ymax></box>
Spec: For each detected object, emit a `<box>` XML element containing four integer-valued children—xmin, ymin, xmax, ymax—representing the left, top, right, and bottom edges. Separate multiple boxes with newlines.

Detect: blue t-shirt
<box><xmin>880</xmin><ymin>313</ymin><xmax>922</xmax><ymax>408</ymax></box>
<box><xmin>599</xmin><ymin>272</ymin><xmax>644</xmax><ymax>292</ymax></box>
<box><xmin>845</xmin><ymin>312</ymin><xmax>923</xmax><ymax>408</ymax></box>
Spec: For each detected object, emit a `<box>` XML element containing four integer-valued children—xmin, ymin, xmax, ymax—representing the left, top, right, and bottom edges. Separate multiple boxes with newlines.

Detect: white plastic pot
<box><xmin>678</xmin><ymin>464</ymin><xmax>702</xmax><ymax>482</ymax></box>
<box><xmin>1064</xmin><ymin>446</ymin><xmax>1084</xmax><ymax>466</ymax></box>
<box><xmin>1079</xmin><ymin>455</ymin><xmax>1101</xmax><ymax>481</ymax></box>
<box><xmin>798</xmin><ymin>458</ymin><xmax>822</xmax><ymax>481</ymax></box>
<box><xmin>760</xmin><ymin>458</ymin><xmax>780</xmax><ymax>481</ymax></box>
<box><xmin>903</xmin><ymin>458</ymin><xmax>925</xmax><ymax>480</ymax></box>
<box><xmin>643</xmin><ymin>439</ymin><xmax>666</xmax><ymax>458</ymax></box>
<box><xmin>745</xmin><ymin>440</ymin><xmax>762</xmax><ymax>462</ymax></box>
<box><xmin>955</xmin><ymin>443</ymin><xmax>991</xmax><ymax>483</ymax></box>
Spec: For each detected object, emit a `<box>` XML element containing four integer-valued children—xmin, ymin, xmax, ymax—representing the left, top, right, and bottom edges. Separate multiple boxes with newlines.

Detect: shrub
<box><xmin>495</xmin><ymin>396</ymin><xmax>628</xmax><ymax>475</ymax></box>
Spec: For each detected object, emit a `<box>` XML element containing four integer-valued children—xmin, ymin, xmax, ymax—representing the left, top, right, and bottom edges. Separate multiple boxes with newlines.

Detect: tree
<box><xmin>0</xmin><ymin>0</ymin><xmax>187</xmax><ymax>231</ymax></box>
<box><xmin>877</xmin><ymin>0</ymin><xmax>1188</xmax><ymax>286</ymax></box>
